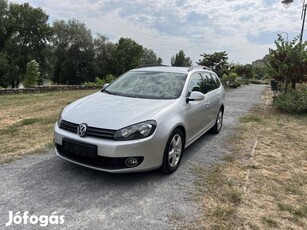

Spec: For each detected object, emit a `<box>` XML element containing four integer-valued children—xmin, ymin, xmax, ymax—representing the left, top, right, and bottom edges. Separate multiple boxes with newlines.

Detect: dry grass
<box><xmin>191</xmin><ymin>87</ymin><xmax>307</xmax><ymax>229</ymax></box>
<box><xmin>0</xmin><ymin>89</ymin><xmax>98</xmax><ymax>163</ymax></box>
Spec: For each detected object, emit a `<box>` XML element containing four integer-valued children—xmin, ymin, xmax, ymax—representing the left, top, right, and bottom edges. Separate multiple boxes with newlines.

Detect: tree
<box><xmin>266</xmin><ymin>35</ymin><xmax>307</xmax><ymax>92</ymax></box>
<box><xmin>52</xmin><ymin>19</ymin><xmax>96</xmax><ymax>84</ymax></box>
<box><xmin>93</xmin><ymin>34</ymin><xmax>116</xmax><ymax>78</ymax></box>
<box><xmin>0</xmin><ymin>52</ymin><xmax>9</xmax><ymax>87</ymax></box>
<box><xmin>197</xmin><ymin>51</ymin><xmax>229</xmax><ymax>77</ymax></box>
<box><xmin>142</xmin><ymin>48</ymin><xmax>162</xmax><ymax>65</ymax></box>
<box><xmin>234</xmin><ymin>64</ymin><xmax>252</xmax><ymax>79</ymax></box>
<box><xmin>23</xmin><ymin>60</ymin><xmax>40</xmax><ymax>88</ymax></box>
<box><xmin>112</xmin><ymin>37</ymin><xmax>144</xmax><ymax>76</ymax></box>
<box><xmin>171</xmin><ymin>50</ymin><xmax>192</xmax><ymax>67</ymax></box>
<box><xmin>0</xmin><ymin>0</ymin><xmax>8</xmax><ymax>51</ymax></box>
<box><xmin>252</xmin><ymin>64</ymin><xmax>267</xmax><ymax>80</ymax></box>
<box><xmin>0</xmin><ymin>1</ymin><xmax>52</xmax><ymax>88</ymax></box>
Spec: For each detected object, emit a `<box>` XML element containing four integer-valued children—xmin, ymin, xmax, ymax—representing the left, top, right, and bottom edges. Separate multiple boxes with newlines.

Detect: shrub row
<box><xmin>274</xmin><ymin>84</ymin><xmax>307</xmax><ymax>114</ymax></box>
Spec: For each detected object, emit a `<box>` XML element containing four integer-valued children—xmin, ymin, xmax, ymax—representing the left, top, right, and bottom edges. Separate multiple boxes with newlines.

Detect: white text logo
<box><xmin>5</xmin><ymin>211</ymin><xmax>65</xmax><ymax>227</ymax></box>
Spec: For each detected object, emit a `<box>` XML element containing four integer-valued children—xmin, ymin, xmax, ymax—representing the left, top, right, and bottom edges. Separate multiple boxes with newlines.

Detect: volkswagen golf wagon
<box><xmin>54</xmin><ymin>65</ymin><xmax>225</xmax><ymax>174</ymax></box>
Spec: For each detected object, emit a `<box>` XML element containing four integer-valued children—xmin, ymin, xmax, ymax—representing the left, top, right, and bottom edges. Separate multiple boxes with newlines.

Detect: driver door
<box><xmin>185</xmin><ymin>73</ymin><xmax>211</xmax><ymax>142</ymax></box>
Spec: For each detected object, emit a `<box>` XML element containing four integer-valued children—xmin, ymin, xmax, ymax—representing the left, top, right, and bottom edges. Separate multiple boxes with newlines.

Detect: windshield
<box><xmin>103</xmin><ymin>71</ymin><xmax>187</xmax><ymax>99</ymax></box>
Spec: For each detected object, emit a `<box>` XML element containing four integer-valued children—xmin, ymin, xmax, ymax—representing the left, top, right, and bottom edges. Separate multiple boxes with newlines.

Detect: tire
<box><xmin>211</xmin><ymin>108</ymin><xmax>223</xmax><ymax>134</ymax></box>
<box><xmin>160</xmin><ymin>128</ymin><xmax>184</xmax><ymax>174</ymax></box>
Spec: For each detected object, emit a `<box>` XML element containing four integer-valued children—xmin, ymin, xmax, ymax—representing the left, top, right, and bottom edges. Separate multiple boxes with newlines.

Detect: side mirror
<box><xmin>102</xmin><ymin>83</ymin><xmax>109</xmax><ymax>90</ymax></box>
<box><xmin>186</xmin><ymin>91</ymin><xmax>205</xmax><ymax>103</ymax></box>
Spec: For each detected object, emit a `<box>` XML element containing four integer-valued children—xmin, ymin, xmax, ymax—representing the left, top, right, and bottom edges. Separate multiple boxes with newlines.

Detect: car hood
<box><xmin>62</xmin><ymin>92</ymin><xmax>176</xmax><ymax>130</ymax></box>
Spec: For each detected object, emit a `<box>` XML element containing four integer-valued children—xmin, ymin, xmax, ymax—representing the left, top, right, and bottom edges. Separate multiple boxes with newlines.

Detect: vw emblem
<box><xmin>77</xmin><ymin>123</ymin><xmax>87</xmax><ymax>137</ymax></box>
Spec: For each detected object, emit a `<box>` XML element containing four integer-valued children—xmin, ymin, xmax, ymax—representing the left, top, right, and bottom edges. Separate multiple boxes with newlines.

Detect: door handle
<box><xmin>205</xmin><ymin>102</ymin><xmax>210</xmax><ymax>107</ymax></box>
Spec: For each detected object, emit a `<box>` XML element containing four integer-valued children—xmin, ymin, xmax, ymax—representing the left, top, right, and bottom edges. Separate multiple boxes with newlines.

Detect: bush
<box><xmin>274</xmin><ymin>85</ymin><xmax>307</xmax><ymax>114</ymax></box>
<box><xmin>105</xmin><ymin>74</ymin><xmax>115</xmax><ymax>83</ymax></box>
<box><xmin>222</xmin><ymin>73</ymin><xmax>237</xmax><ymax>83</ymax></box>
<box><xmin>228</xmin><ymin>72</ymin><xmax>238</xmax><ymax>82</ymax></box>
<box><xmin>84</xmin><ymin>74</ymin><xmax>116</xmax><ymax>87</ymax></box>
<box><xmin>84</xmin><ymin>77</ymin><xmax>104</xmax><ymax>87</ymax></box>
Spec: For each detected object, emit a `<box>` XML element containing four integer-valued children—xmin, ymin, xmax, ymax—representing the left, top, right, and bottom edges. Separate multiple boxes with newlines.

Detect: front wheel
<box><xmin>160</xmin><ymin>129</ymin><xmax>184</xmax><ymax>174</ymax></box>
<box><xmin>211</xmin><ymin>108</ymin><xmax>223</xmax><ymax>134</ymax></box>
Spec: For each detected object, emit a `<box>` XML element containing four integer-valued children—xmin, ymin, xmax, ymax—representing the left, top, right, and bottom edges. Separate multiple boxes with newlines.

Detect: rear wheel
<box><xmin>161</xmin><ymin>128</ymin><xmax>184</xmax><ymax>174</ymax></box>
<box><xmin>211</xmin><ymin>108</ymin><xmax>223</xmax><ymax>134</ymax></box>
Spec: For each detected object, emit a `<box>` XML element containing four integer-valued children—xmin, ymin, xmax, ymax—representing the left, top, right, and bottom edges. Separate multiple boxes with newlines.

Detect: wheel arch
<box><xmin>220</xmin><ymin>104</ymin><xmax>224</xmax><ymax>113</ymax></box>
<box><xmin>174</xmin><ymin>125</ymin><xmax>186</xmax><ymax>148</ymax></box>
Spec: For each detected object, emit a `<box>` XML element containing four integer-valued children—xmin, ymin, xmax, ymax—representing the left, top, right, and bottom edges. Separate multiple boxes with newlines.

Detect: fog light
<box><xmin>125</xmin><ymin>158</ymin><xmax>139</xmax><ymax>167</ymax></box>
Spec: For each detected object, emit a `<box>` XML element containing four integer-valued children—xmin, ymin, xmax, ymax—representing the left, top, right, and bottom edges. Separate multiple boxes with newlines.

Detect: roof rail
<box><xmin>188</xmin><ymin>66</ymin><xmax>211</xmax><ymax>72</ymax></box>
<box><xmin>135</xmin><ymin>64</ymin><xmax>169</xmax><ymax>69</ymax></box>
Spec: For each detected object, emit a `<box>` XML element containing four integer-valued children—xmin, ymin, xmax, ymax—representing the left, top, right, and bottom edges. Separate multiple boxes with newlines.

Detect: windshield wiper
<box><xmin>102</xmin><ymin>89</ymin><xmax>112</xmax><ymax>94</ymax></box>
<box><xmin>102</xmin><ymin>89</ymin><xmax>122</xmax><ymax>96</ymax></box>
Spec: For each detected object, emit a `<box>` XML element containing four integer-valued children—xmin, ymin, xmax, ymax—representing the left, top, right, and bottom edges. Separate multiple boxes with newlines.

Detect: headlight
<box><xmin>114</xmin><ymin>120</ymin><xmax>157</xmax><ymax>141</ymax></box>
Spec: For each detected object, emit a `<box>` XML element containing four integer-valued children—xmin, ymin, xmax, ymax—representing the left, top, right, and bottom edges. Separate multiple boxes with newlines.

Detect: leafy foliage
<box><xmin>171</xmin><ymin>50</ymin><xmax>192</xmax><ymax>67</ymax></box>
<box><xmin>274</xmin><ymin>84</ymin><xmax>307</xmax><ymax>114</ymax></box>
<box><xmin>197</xmin><ymin>51</ymin><xmax>229</xmax><ymax>77</ymax></box>
<box><xmin>0</xmin><ymin>0</ymin><xmax>52</xmax><ymax>88</ymax></box>
<box><xmin>84</xmin><ymin>74</ymin><xmax>116</xmax><ymax>87</ymax></box>
<box><xmin>223</xmin><ymin>72</ymin><xmax>238</xmax><ymax>83</ymax></box>
<box><xmin>221</xmin><ymin>72</ymin><xmax>241</xmax><ymax>88</ymax></box>
<box><xmin>266</xmin><ymin>35</ymin><xmax>307</xmax><ymax>92</ymax></box>
<box><xmin>23</xmin><ymin>60</ymin><xmax>40</xmax><ymax>88</ymax></box>
<box><xmin>0</xmin><ymin>1</ymin><xmax>163</xmax><ymax>88</ymax></box>
<box><xmin>143</xmin><ymin>48</ymin><xmax>162</xmax><ymax>65</ymax></box>
<box><xmin>93</xmin><ymin>35</ymin><xmax>116</xmax><ymax>78</ymax></box>
<box><xmin>112</xmin><ymin>38</ymin><xmax>144</xmax><ymax>76</ymax></box>
<box><xmin>234</xmin><ymin>64</ymin><xmax>252</xmax><ymax>79</ymax></box>
<box><xmin>52</xmin><ymin>19</ymin><xmax>96</xmax><ymax>85</ymax></box>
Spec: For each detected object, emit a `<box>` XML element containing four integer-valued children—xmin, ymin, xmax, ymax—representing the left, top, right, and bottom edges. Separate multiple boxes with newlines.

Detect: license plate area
<box><xmin>62</xmin><ymin>139</ymin><xmax>97</xmax><ymax>159</ymax></box>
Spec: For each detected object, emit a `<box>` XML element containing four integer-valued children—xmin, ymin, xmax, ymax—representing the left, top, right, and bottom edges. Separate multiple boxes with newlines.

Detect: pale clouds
<box><xmin>11</xmin><ymin>0</ymin><xmax>305</xmax><ymax>64</ymax></box>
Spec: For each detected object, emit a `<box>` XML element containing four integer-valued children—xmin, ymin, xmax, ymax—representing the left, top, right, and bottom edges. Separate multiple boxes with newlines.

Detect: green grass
<box><xmin>261</xmin><ymin>217</ymin><xmax>279</xmax><ymax>228</ymax></box>
<box><xmin>240</xmin><ymin>114</ymin><xmax>262</xmax><ymax>123</ymax></box>
<box><xmin>20</xmin><ymin>118</ymin><xmax>40</xmax><ymax>126</ymax></box>
<box><xmin>0</xmin><ymin>125</ymin><xmax>19</xmax><ymax>136</ymax></box>
<box><xmin>278</xmin><ymin>203</ymin><xmax>307</xmax><ymax>219</ymax></box>
<box><xmin>212</xmin><ymin>206</ymin><xmax>236</xmax><ymax>219</ymax></box>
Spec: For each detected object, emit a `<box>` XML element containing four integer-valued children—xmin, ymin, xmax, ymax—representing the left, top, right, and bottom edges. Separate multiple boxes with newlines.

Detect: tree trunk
<box><xmin>284</xmin><ymin>76</ymin><xmax>288</xmax><ymax>94</ymax></box>
<box><xmin>291</xmin><ymin>81</ymin><xmax>296</xmax><ymax>90</ymax></box>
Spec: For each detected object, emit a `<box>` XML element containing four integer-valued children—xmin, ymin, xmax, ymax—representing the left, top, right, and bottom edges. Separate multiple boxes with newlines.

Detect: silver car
<box><xmin>54</xmin><ymin>66</ymin><xmax>225</xmax><ymax>174</ymax></box>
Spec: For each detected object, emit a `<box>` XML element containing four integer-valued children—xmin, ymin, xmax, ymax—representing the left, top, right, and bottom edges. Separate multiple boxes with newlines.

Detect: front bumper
<box><xmin>54</xmin><ymin>123</ymin><xmax>167</xmax><ymax>173</ymax></box>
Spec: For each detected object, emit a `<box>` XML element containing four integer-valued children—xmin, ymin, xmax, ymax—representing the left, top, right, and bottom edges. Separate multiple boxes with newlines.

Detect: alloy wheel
<box><xmin>168</xmin><ymin>134</ymin><xmax>183</xmax><ymax>168</ymax></box>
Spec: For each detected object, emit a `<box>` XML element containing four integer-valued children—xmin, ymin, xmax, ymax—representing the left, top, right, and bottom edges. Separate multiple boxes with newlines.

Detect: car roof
<box><xmin>132</xmin><ymin>66</ymin><xmax>190</xmax><ymax>74</ymax></box>
<box><xmin>131</xmin><ymin>65</ymin><xmax>214</xmax><ymax>75</ymax></box>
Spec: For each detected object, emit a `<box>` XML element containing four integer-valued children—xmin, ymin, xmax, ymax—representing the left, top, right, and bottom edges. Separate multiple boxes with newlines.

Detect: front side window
<box><xmin>188</xmin><ymin>73</ymin><xmax>208</xmax><ymax>94</ymax></box>
<box><xmin>103</xmin><ymin>71</ymin><xmax>187</xmax><ymax>99</ymax></box>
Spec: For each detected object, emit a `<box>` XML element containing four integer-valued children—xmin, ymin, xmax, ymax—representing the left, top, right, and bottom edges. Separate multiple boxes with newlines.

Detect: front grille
<box><xmin>56</xmin><ymin>144</ymin><xmax>143</xmax><ymax>170</ymax></box>
<box><xmin>59</xmin><ymin>120</ymin><xmax>116</xmax><ymax>139</ymax></box>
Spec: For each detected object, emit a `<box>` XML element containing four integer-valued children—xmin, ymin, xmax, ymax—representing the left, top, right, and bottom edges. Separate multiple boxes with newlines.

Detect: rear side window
<box><xmin>211</xmin><ymin>73</ymin><xmax>221</xmax><ymax>88</ymax></box>
<box><xmin>200</xmin><ymin>72</ymin><xmax>218</xmax><ymax>92</ymax></box>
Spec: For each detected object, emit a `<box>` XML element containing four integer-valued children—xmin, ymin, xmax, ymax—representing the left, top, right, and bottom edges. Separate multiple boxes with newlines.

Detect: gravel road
<box><xmin>0</xmin><ymin>84</ymin><xmax>266</xmax><ymax>230</ymax></box>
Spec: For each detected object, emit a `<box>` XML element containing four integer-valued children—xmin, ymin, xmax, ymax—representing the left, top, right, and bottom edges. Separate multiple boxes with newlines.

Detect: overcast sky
<box><xmin>11</xmin><ymin>0</ymin><xmax>305</xmax><ymax>64</ymax></box>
